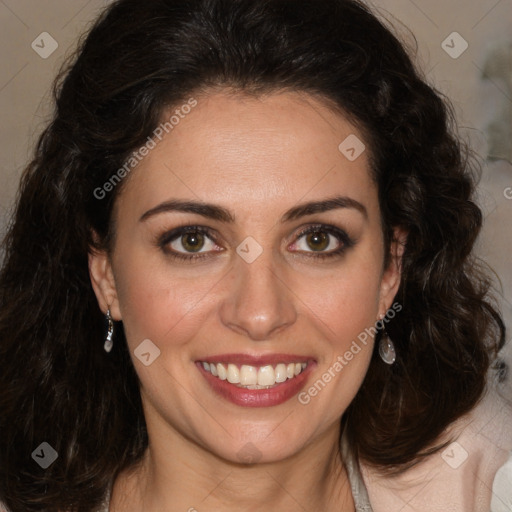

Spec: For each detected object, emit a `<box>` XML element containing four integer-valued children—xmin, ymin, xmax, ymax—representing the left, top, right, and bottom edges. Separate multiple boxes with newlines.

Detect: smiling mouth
<box><xmin>199</xmin><ymin>361</ymin><xmax>309</xmax><ymax>389</ymax></box>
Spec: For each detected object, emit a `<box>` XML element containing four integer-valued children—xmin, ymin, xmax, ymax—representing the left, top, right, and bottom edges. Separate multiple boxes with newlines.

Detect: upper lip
<box><xmin>197</xmin><ymin>353</ymin><xmax>314</xmax><ymax>366</ymax></box>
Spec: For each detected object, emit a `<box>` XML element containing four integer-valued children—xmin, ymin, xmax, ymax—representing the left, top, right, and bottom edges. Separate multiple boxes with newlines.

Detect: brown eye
<box><xmin>167</xmin><ymin>229</ymin><xmax>217</xmax><ymax>254</ymax></box>
<box><xmin>289</xmin><ymin>224</ymin><xmax>354</xmax><ymax>260</ymax></box>
<box><xmin>305</xmin><ymin>231</ymin><xmax>330</xmax><ymax>252</ymax></box>
<box><xmin>158</xmin><ymin>225</ymin><xmax>225</xmax><ymax>262</ymax></box>
<box><xmin>294</xmin><ymin>228</ymin><xmax>341</xmax><ymax>254</ymax></box>
<box><xmin>180</xmin><ymin>232</ymin><xmax>205</xmax><ymax>252</ymax></box>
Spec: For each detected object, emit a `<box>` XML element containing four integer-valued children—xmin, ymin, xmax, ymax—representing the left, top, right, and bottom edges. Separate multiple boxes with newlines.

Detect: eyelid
<box><xmin>158</xmin><ymin>224</ymin><xmax>219</xmax><ymax>244</ymax></box>
<box><xmin>157</xmin><ymin>225</ymin><xmax>222</xmax><ymax>254</ymax></box>
<box><xmin>289</xmin><ymin>223</ymin><xmax>354</xmax><ymax>254</ymax></box>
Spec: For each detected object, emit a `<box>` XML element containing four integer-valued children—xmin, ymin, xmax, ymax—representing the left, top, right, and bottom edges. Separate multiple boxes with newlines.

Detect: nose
<box><xmin>218</xmin><ymin>249</ymin><xmax>297</xmax><ymax>341</ymax></box>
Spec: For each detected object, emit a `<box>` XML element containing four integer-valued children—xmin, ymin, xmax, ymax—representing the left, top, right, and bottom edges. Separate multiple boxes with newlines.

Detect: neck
<box><xmin>110</xmin><ymin>420</ymin><xmax>355</xmax><ymax>512</ymax></box>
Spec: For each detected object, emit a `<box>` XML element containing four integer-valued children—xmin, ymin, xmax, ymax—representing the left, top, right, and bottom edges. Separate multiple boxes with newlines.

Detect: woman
<box><xmin>0</xmin><ymin>0</ymin><xmax>507</xmax><ymax>510</ymax></box>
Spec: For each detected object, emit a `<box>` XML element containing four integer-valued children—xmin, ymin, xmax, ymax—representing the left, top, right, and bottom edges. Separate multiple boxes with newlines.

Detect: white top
<box><xmin>491</xmin><ymin>450</ymin><xmax>512</xmax><ymax>511</ymax></box>
<box><xmin>360</xmin><ymin>386</ymin><xmax>512</xmax><ymax>512</ymax></box>
<box><xmin>341</xmin><ymin>433</ymin><xmax>374</xmax><ymax>511</ymax></box>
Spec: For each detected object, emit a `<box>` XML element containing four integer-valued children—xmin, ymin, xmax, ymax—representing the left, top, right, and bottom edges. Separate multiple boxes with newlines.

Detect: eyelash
<box><xmin>157</xmin><ymin>224</ymin><xmax>354</xmax><ymax>262</ymax></box>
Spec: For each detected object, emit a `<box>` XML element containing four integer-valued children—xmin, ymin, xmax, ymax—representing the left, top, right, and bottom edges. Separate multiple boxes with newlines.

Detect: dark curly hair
<box><xmin>0</xmin><ymin>0</ymin><xmax>505</xmax><ymax>510</ymax></box>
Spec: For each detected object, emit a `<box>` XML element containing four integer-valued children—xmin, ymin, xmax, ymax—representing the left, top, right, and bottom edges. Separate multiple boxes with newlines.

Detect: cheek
<box><xmin>112</xmin><ymin>248</ymin><xmax>220</xmax><ymax>350</ymax></box>
<box><xmin>294</xmin><ymin>257</ymin><xmax>383</xmax><ymax>347</ymax></box>
<box><xmin>309</xmin><ymin>271</ymin><xmax>379</xmax><ymax>323</ymax></box>
<box><xmin>293</xmin><ymin>263</ymin><xmax>381</xmax><ymax>418</ymax></box>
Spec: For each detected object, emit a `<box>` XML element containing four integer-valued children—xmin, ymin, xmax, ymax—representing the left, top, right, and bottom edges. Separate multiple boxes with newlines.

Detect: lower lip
<box><xmin>197</xmin><ymin>362</ymin><xmax>315</xmax><ymax>408</ymax></box>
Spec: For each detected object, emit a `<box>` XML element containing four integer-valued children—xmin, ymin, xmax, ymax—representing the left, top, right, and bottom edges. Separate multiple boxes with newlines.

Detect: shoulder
<box><xmin>360</xmin><ymin>387</ymin><xmax>512</xmax><ymax>512</ymax></box>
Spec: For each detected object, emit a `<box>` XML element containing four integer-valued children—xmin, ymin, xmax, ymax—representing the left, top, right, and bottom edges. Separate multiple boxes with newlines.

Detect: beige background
<box><xmin>0</xmin><ymin>0</ymin><xmax>511</xmax><ymax>387</ymax></box>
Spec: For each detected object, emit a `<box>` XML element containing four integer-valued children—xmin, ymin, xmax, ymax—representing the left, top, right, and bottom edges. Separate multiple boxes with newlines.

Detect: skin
<box><xmin>89</xmin><ymin>89</ymin><xmax>404</xmax><ymax>512</ymax></box>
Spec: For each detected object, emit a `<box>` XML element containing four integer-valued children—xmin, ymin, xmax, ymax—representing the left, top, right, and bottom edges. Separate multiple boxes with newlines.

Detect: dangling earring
<box><xmin>379</xmin><ymin>330</ymin><xmax>396</xmax><ymax>365</ymax></box>
<box><xmin>104</xmin><ymin>308</ymin><xmax>114</xmax><ymax>353</ymax></box>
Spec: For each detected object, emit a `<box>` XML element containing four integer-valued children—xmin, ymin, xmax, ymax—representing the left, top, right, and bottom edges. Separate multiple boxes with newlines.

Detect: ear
<box><xmin>88</xmin><ymin>245</ymin><xmax>122</xmax><ymax>321</ymax></box>
<box><xmin>377</xmin><ymin>227</ymin><xmax>407</xmax><ymax>318</ymax></box>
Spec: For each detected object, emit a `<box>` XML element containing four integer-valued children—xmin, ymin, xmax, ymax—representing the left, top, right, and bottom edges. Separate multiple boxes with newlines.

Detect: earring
<box><xmin>104</xmin><ymin>308</ymin><xmax>114</xmax><ymax>353</ymax></box>
<box><xmin>379</xmin><ymin>330</ymin><xmax>396</xmax><ymax>365</ymax></box>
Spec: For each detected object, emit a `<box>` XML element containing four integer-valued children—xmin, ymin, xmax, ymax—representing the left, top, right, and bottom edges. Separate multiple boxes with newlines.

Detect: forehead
<box><xmin>116</xmin><ymin>90</ymin><xmax>377</xmax><ymax>220</ymax></box>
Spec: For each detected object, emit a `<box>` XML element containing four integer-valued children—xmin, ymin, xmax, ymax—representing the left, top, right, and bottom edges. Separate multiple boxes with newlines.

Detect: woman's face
<box><xmin>90</xmin><ymin>90</ymin><xmax>402</xmax><ymax>464</ymax></box>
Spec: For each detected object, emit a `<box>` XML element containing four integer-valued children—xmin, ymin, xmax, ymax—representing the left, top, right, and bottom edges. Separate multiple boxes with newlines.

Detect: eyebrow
<box><xmin>139</xmin><ymin>195</ymin><xmax>368</xmax><ymax>223</ymax></box>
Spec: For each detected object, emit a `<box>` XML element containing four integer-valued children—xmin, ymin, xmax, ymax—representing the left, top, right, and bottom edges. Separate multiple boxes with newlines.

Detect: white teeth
<box><xmin>275</xmin><ymin>363</ymin><xmax>287</xmax><ymax>383</ymax></box>
<box><xmin>217</xmin><ymin>363</ymin><xmax>227</xmax><ymax>380</ymax></box>
<box><xmin>201</xmin><ymin>361</ymin><xmax>309</xmax><ymax>387</ymax></box>
<box><xmin>258</xmin><ymin>365</ymin><xmax>275</xmax><ymax>386</ymax></box>
<box><xmin>240</xmin><ymin>365</ymin><xmax>258</xmax><ymax>385</ymax></box>
<box><xmin>227</xmin><ymin>364</ymin><xmax>240</xmax><ymax>384</ymax></box>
